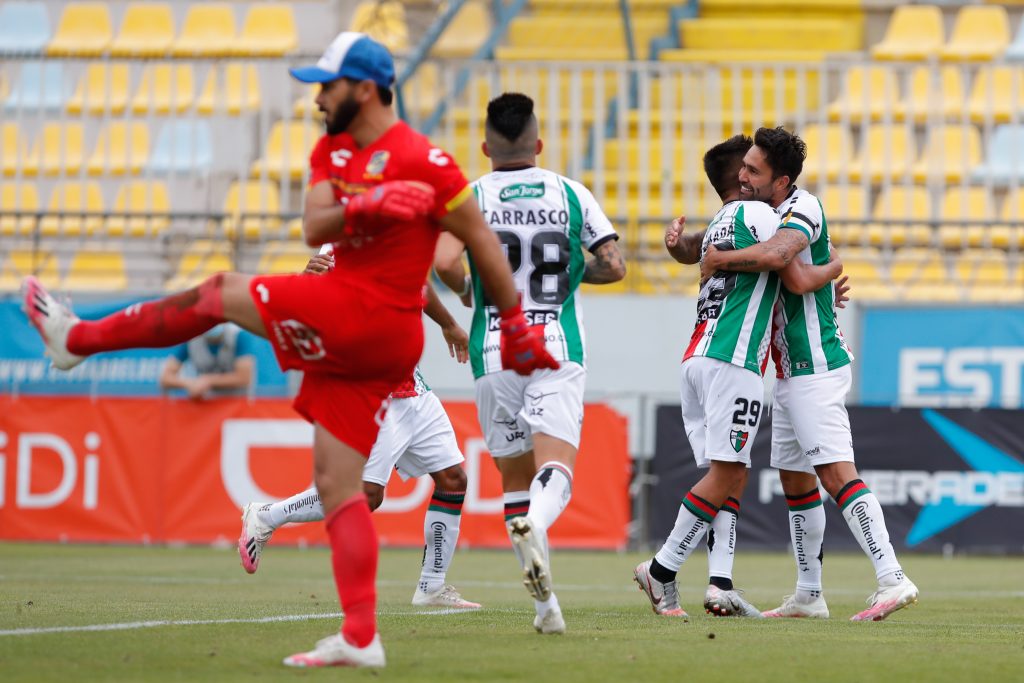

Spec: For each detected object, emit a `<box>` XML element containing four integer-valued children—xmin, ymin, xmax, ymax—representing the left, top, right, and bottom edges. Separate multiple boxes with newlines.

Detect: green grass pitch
<box><xmin>1</xmin><ymin>543</ymin><xmax>1022</xmax><ymax>682</ymax></box>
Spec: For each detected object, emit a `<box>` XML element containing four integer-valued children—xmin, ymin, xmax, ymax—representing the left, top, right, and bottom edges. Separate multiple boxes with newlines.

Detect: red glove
<box><xmin>343</xmin><ymin>181</ymin><xmax>435</xmax><ymax>235</ymax></box>
<box><xmin>499</xmin><ymin>303</ymin><xmax>560</xmax><ymax>375</ymax></box>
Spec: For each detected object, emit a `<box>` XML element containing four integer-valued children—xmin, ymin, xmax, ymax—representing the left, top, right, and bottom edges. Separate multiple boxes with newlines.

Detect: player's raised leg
<box><xmin>239</xmin><ymin>486</ymin><xmax>323</xmax><ymax>573</ymax></box>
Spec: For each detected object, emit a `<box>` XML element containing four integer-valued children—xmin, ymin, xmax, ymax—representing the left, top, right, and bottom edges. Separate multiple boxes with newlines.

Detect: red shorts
<box><xmin>249</xmin><ymin>272</ymin><xmax>424</xmax><ymax>455</ymax></box>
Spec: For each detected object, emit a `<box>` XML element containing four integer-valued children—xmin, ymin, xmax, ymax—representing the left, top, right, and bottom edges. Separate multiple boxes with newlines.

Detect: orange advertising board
<box><xmin>0</xmin><ymin>396</ymin><xmax>630</xmax><ymax>549</ymax></box>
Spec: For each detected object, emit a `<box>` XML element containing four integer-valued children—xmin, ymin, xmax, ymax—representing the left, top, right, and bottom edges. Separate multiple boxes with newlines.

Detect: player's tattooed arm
<box><xmin>582</xmin><ymin>239</ymin><xmax>626</xmax><ymax>284</ymax></box>
<box><xmin>700</xmin><ymin>228</ymin><xmax>809</xmax><ymax>281</ymax></box>
<box><xmin>779</xmin><ymin>248</ymin><xmax>842</xmax><ymax>295</ymax></box>
<box><xmin>664</xmin><ymin>216</ymin><xmax>704</xmax><ymax>265</ymax></box>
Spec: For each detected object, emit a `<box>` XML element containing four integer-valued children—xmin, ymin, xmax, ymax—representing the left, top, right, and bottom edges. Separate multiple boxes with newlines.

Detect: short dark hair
<box><xmin>343</xmin><ymin>77</ymin><xmax>393</xmax><ymax>106</ymax></box>
<box><xmin>753</xmin><ymin>126</ymin><xmax>805</xmax><ymax>185</ymax></box>
<box><xmin>703</xmin><ymin>135</ymin><xmax>753</xmax><ymax>199</ymax></box>
<box><xmin>486</xmin><ymin>92</ymin><xmax>535</xmax><ymax>142</ymax></box>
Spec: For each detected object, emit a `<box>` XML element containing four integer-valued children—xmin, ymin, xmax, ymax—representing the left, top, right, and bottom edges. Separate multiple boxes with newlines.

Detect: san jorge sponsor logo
<box><xmin>499</xmin><ymin>182</ymin><xmax>545</xmax><ymax>201</ymax></box>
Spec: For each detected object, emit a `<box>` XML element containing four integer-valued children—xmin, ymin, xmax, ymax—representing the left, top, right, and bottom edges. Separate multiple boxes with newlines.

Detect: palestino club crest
<box><xmin>730</xmin><ymin>428</ymin><xmax>749</xmax><ymax>453</ymax></box>
<box><xmin>364</xmin><ymin>150</ymin><xmax>390</xmax><ymax>178</ymax></box>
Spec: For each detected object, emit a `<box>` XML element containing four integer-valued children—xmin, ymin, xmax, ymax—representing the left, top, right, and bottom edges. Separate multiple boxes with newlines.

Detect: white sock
<box><xmin>836</xmin><ymin>481</ymin><xmax>902</xmax><ymax>582</ymax></box>
<box><xmin>706</xmin><ymin>497</ymin><xmax>739</xmax><ymax>583</ymax></box>
<box><xmin>785</xmin><ymin>487</ymin><xmax>826</xmax><ymax>601</ymax></box>
<box><xmin>527</xmin><ymin>462</ymin><xmax>573</xmax><ymax>532</ymax></box>
<box><xmin>260</xmin><ymin>486</ymin><xmax>323</xmax><ymax>528</ymax></box>
<box><xmin>417</xmin><ymin>489</ymin><xmax>464</xmax><ymax>594</ymax></box>
<box><xmin>535</xmin><ymin>591</ymin><xmax>560</xmax><ymax>615</ymax></box>
<box><xmin>654</xmin><ymin>491</ymin><xmax>716</xmax><ymax>572</ymax></box>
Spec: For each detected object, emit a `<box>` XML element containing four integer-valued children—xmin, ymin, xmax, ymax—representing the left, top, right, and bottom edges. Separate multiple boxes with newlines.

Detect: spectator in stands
<box><xmin>159</xmin><ymin>323</ymin><xmax>254</xmax><ymax>400</ymax></box>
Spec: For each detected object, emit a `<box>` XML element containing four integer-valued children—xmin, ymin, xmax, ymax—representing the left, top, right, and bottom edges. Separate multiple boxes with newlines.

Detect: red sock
<box><xmin>67</xmin><ymin>275</ymin><xmax>225</xmax><ymax>355</ymax></box>
<box><xmin>326</xmin><ymin>492</ymin><xmax>378</xmax><ymax>648</ymax></box>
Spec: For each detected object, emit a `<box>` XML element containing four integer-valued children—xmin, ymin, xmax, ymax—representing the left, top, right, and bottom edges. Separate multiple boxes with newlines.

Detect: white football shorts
<box><xmin>361</xmin><ymin>391</ymin><xmax>464</xmax><ymax>486</ymax></box>
<box><xmin>680</xmin><ymin>356</ymin><xmax>767</xmax><ymax>469</ymax></box>
<box><xmin>474</xmin><ymin>363</ymin><xmax>586</xmax><ymax>458</ymax></box>
<box><xmin>770</xmin><ymin>364</ymin><xmax>855</xmax><ymax>474</ymax></box>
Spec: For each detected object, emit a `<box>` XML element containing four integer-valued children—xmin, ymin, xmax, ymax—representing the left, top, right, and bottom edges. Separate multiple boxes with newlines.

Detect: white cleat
<box><xmin>508</xmin><ymin>517</ymin><xmax>552</xmax><ymax>601</ymax></box>
<box><xmin>633</xmin><ymin>560</ymin><xmax>688</xmax><ymax>619</ymax></box>
<box><xmin>533</xmin><ymin>606</ymin><xmax>566</xmax><ymax>635</ymax></box>
<box><xmin>762</xmin><ymin>593</ymin><xmax>830</xmax><ymax>618</ymax></box>
<box><xmin>238</xmin><ymin>503</ymin><xmax>274</xmax><ymax>574</ymax></box>
<box><xmin>283</xmin><ymin>632</ymin><xmax>385</xmax><ymax>668</ymax></box>
<box><xmin>411</xmin><ymin>584</ymin><xmax>481</xmax><ymax>609</ymax></box>
<box><xmin>704</xmin><ymin>585</ymin><xmax>765</xmax><ymax>618</ymax></box>
<box><xmin>851</xmin><ymin>576</ymin><xmax>919</xmax><ymax>622</ymax></box>
<box><xmin>21</xmin><ymin>276</ymin><xmax>84</xmax><ymax>371</ymax></box>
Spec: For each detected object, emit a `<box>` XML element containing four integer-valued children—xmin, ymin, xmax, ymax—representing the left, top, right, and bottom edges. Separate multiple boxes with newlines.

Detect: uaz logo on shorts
<box><xmin>730</xmin><ymin>429</ymin><xmax>749</xmax><ymax>452</ymax></box>
<box><xmin>278</xmin><ymin>320</ymin><xmax>326</xmax><ymax>361</ymax></box>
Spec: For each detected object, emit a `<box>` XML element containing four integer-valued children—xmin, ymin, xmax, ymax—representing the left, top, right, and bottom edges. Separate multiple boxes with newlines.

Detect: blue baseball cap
<box><xmin>289</xmin><ymin>32</ymin><xmax>395</xmax><ymax>88</ymax></box>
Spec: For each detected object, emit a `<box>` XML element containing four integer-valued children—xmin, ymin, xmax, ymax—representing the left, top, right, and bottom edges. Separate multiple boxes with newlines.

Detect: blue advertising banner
<box><xmin>0</xmin><ymin>297</ymin><xmax>287</xmax><ymax>396</ymax></box>
<box><xmin>860</xmin><ymin>306</ymin><xmax>1024</xmax><ymax>408</ymax></box>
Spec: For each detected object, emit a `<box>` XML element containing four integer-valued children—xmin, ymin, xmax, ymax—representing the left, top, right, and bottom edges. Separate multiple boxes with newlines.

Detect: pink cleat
<box><xmin>283</xmin><ymin>633</ymin><xmax>385</xmax><ymax>668</ymax></box>
<box><xmin>21</xmin><ymin>276</ymin><xmax>84</xmax><ymax>371</ymax></box>
<box><xmin>851</xmin><ymin>576</ymin><xmax>919</xmax><ymax>622</ymax></box>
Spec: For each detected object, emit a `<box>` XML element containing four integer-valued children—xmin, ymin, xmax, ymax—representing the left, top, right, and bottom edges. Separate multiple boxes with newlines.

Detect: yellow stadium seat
<box><xmin>871</xmin><ymin>6</ymin><xmax>944</xmax><ymax>61</ymax></box>
<box><xmin>848</xmin><ymin>126</ymin><xmax>916</xmax><ymax>184</ymax></box>
<box><xmin>172</xmin><ymin>4</ymin><xmax>236</xmax><ymax>57</ymax></box>
<box><xmin>867</xmin><ymin>187</ymin><xmax>934</xmax><ymax>248</ymax></box>
<box><xmin>47</xmin><ymin>2</ymin><xmax>113</xmax><ymax>56</ymax></box>
<box><xmin>889</xmin><ymin>248</ymin><xmax>948</xmax><ymax>286</ymax></box>
<box><xmin>680</xmin><ymin>17</ymin><xmax>860</xmax><ymax>52</ymax></box>
<box><xmin>0</xmin><ymin>183</ymin><xmax>40</xmax><ymax>236</ymax></box>
<box><xmin>827</xmin><ymin>67</ymin><xmax>898</xmax><ymax>123</ymax></box>
<box><xmin>967</xmin><ymin>66</ymin><xmax>1024</xmax><ymax>125</ymax></box>
<box><xmin>196</xmin><ymin>63</ymin><xmax>261</xmax><ymax>115</ymax></box>
<box><xmin>1</xmin><ymin>123</ymin><xmax>33</xmax><ymax>176</ymax></box>
<box><xmin>801</xmin><ymin>125</ymin><xmax>856</xmax><ymax>183</ymax></box>
<box><xmin>131</xmin><ymin>64</ymin><xmax>195</xmax><ymax>115</ymax></box>
<box><xmin>66</xmin><ymin>62</ymin><xmax>131</xmax><ymax>115</ymax></box>
<box><xmin>106</xmin><ymin>181</ymin><xmax>170</xmax><ymax>237</ymax></box>
<box><xmin>166</xmin><ymin>240</ymin><xmax>234</xmax><ymax>290</ymax></box>
<box><xmin>911</xmin><ymin>125</ymin><xmax>982</xmax><ymax>184</ymax></box>
<box><xmin>292</xmin><ymin>84</ymin><xmax>323</xmax><ymax>120</ymax></box>
<box><xmin>250</xmin><ymin>121</ymin><xmax>321</xmax><ymax>181</ymax></box>
<box><xmin>991</xmin><ymin>191</ymin><xmax>1024</xmax><ymax>250</ymax></box>
<box><xmin>954</xmin><ymin>249</ymin><xmax>1011</xmax><ymax>288</ymax></box>
<box><xmin>62</xmin><ymin>251</ymin><xmax>128</xmax><ymax>292</ymax></box>
<box><xmin>401</xmin><ymin>63</ymin><xmax>441</xmax><ymax>120</ymax></box>
<box><xmin>109</xmin><ymin>3</ymin><xmax>174</xmax><ymax>57</ymax></box>
<box><xmin>39</xmin><ymin>182</ymin><xmax>104</xmax><ymax>236</ymax></box>
<box><xmin>351</xmin><ymin>1</ymin><xmax>409</xmax><ymax>53</ymax></box>
<box><xmin>235</xmin><ymin>4</ymin><xmax>297</xmax><ymax>56</ymax></box>
<box><xmin>895</xmin><ymin>66</ymin><xmax>967</xmax><ymax>123</ymax></box>
<box><xmin>221</xmin><ymin>181</ymin><xmax>282</xmax><ymax>239</ymax></box>
<box><xmin>498</xmin><ymin>16</ymin><xmax>666</xmax><ymax>60</ymax></box>
<box><xmin>938</xmin><ymin>187</ymin><xmax>995</xmax><ymax>249</ymax></box>
<box><xmin>87</xmin><ymin>122</ymin><xmax>150</xmax><ymax>176</ymax></box>
<box><xmin>433</xmin><ymin>1</ymin><xmax>490</xmax><ymax>58</ymax></box>
<box><xmin>286</xmin><ymin>217</ymin><xmax>304</xmax><ymax>240</ymax></box>
<box><xmin>816</xmin><ymin>185</ymin><xmax>869</xmax><ymax>246</ymax></box>
<box><xmin>36</xmin><ymin>123</ymin><xmax>85</xmax><ymax>176</ymax></box>
<box><xmin>633</xmin><ymin>259</ymin><xmax>699</xmax><ymax>295</ymax></box>
<box><xmin>0</xmin><ymin>250</ymin><xmax>58</xmax><ymax>291</ymax></box>
<box><xmin>258</xmin><ymin>242</ymin><xmax>312</xmax><ymax>275</ymax></box>
<box><xmin>941</xmin><ymin>6</ymin><xmax>1010</xmax><ymax>62</ymax></box>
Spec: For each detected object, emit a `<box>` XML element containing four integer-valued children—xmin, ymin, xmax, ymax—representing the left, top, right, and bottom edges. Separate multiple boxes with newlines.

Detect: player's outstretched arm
<box><xmin>779</xmin><ymin>251</ymin><xmax>843</xmax><ymax>295</ymax></box>
<box><xmin>423</xmin><ymin>281</ymin><xmax>469</xmax><ymax>363</ymax></box>
<box><xmin>700</xmin><ymin>229</ymin><xmax>809</xmax><ymax>281</ymax></box>
<box><xmin>302</xmin><ymin>179</ymin><xmax>435</xmax><ymax>247</ymax></box>
<box><xmin>664</xmin><ymin>216</ymin><xmax>705</xmax><ymax>265</ymax></box>
<box><xmin>582</xmin><ymin>240</ymin><xmax>626</xmax><ymax>284</ymax></box>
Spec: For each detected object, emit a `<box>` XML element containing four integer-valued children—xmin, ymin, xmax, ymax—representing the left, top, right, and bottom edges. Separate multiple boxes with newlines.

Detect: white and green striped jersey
<box><xmin>467</xmin><ymin>167</ymin><xmax>618</xmax><ymax>378</ymax></box>
<box><xmin>771</xmin><ymin>187</ymin><xmax>854</xmax><ymax>378</ymax></box>
<box><xmin>685</xmin><ymin>200</ymin><xmax>781</xmax><ymax>376</ymax></box>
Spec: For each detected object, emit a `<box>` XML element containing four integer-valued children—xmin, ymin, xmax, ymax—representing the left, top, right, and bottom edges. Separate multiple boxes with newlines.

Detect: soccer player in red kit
<box><xmin>21</xmin><ymin>32</ymin><xmax>556</xmax><ymax>669</ymax></box>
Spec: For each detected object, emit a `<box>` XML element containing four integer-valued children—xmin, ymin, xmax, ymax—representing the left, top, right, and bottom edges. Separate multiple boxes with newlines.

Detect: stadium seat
<box><xmin>967</xmin><ymin>66</ymin><xmax>1024</xmax><ymax>124</ymax></box>
<box><xmin>166</xmin><ymin>240</ymin><xmax>234</xmax><ymax>290</ymax></box>
<box><xmin>292</xmin><ymin>85</ymin><xmax>323</xmax><ymax>120</ymax></box>
<box><xmin>36</xmin><ymin>122</ymin><xmax>85</xmax><ymax>176</ymax></box>
<box><xmin>815</xmin><ymin>185</ymin><xmax>869</xmax><ymax>246</ymax></box>
<box><xmin>147</xmin><ymin>121</ymin><xmax>213</xmax><ymax>174</ymax></box>
<box><xmin>221</xmin><ymin>181</ymin><xmax>282</xmax><ymax>239</ymax></box>
<box><xmin>66</xmin><ymin>62</ymin><xmax>131</xmax><ymax>115</ymax></box>
<box><xmin>871</xmin><ymin>6</ymin><xmax>944</xmax><ymax>61</ymax></box>
<box><xmin>0</xmin><ymin>123</ymin><xmax>33</xmax><ymax>176</ymax></box>
<box><xmin>106</xmin><ymin>181</ymin><xmax>170</xmax><ymax>237</ymax></box>
<box><xmin>1005</xmin><ymin>15</ymin><xmax>1024</xmax><ymax>62</ymax></box>
<box><xmin>0</xmin><ymin>2</ymin><xmax>51</xmax><ymax>55</ymax></box>
<box><xmin>992</xmin><ymin>190</ymin><xmax>1024</xmax><ymax>249</ymax></box>
<box><xmin>399</xmin><ymin>63</ymin><xmax>441</xmax><ymax>120</ymax></box>
<box><xmin>911</xmin><ymin>124</ymin><xmax>982</xmax><ymax>183</ymax></box>
<box><xmin>937</xmin><ymin>186</ymin><xmax>996</xmax><ymax>249</ymax></box>
<box><xmin>680</xmin><ymin>17</ymin><xmax>860</xmax><ymax>52</ymax></box>
<box><xmin>954</xmin><ymin>249</ymin><xmax>1011</xmax><ymax>290</ymax></box>
<box><xmin>131</xmin><ymin>63</ymin><xmax>195</xmax><ymax>115</ymax></box>
<box><xmin>172</xmin><ymin>4</ymin><xmax>236</xmax><ymax>57</ymax></box>
<box><xmin>0</xmin><ymin>250</ymin><xmax>58</xmax><ymax>291</ymax></box>
<box><xmin>499</xmin><ymin>15</ymin><xmax>666</xmax><ymax>60</ymax></box>
<box><xmin>800</xmin><ymin>124</ymin><xmax>855</xmax><ymax>183</ymax></box>
<box><xmin>285</xmin><ymin>217</ymin><xmax>304</xmax><ymax>240</ymax></box>
<box><xmin>432</xmin><ymin>1</ymin><xmax>490</xmax><ymax>58</ymax></box>
<box><xmin>895</xmin><ymin>66</ymin><xmax>967</xmax><ymax>123</ymax></box>
<box><xmin>196</xmin><ymin>63</ymin><xmax>261</xmax><ymax>115</ymax></box>
<box><xmin>848</xmin><ymin>126</ymin><xmax>917</xmax><ymax>184</ymax></box>
<box><xmin>350</xmin><ymin>1</ymin><xmax>409</xmax><ymax>53</ymax></box>
<box><xmin>87</xmin><ymin>122</ymin><xmax>150</xmax><ymax>176</ymax></box>
<box><xmin>826</xmin><ymin>66</ymin><xmax>898</xmax><ymax>123</ymax></box>
<box><xmin>970</xmin><ymin>124</ymin><xmax>1024</xmax><ymax>185</ymax></box>
<box><xmin>234</xmin><ymin>4</ymin><xmax>297</xmax><ymax>56</ymax></box>
<box><xmin>258</xmin><ymin>241</ymin><xmax>312</xmax><ymax>274</ymax></box>
<box><xmin>0</xmin><ymin>182</ymin><xmax>40</xmax><ymax>236</ymax></box>
<box><xmin>889</xmin><ymin>248</ymin><xmax>948</xmax><ymax>287</ymax></box>
<box><xmin>250</xmin><ymin>121</ymin><xmax>321</xmax><ymax>181</ymax></box>
<box><xmin>2</xmin><ymin>61</ymin><xmax>67</xmax><ymax>112</ymax></box>
<box><xmin>39</xmin><ymin>181</ymin><xmax>104</xmax><ymax>236</ymax></box>
<box><xmin>109</xmin><ymin>3</ymin><xmax>174</xmax><ymax>57</ymax></box>
<box><xmin>62</xmin><ymin>250</ymin><xmax>128</xmax><ymax>291</ymax></box>
<box><xmin>46</xmin><ymin>2</ymin><xmax>113</xmax><ymax>56</ymax></box>
<box><xmin>838</xmin><ymin>246</ymin><xmax>884</xmax><ymax>286</ymax></box>
<box><xmin>940</xmin><ymin>5</ymin><xmax>1010</xmax><ymax>62</ymax></box>
<box><xmin>867</xmin><ymin>187</ymin><xmax>934</xmax><ymax>248</ymax></box>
